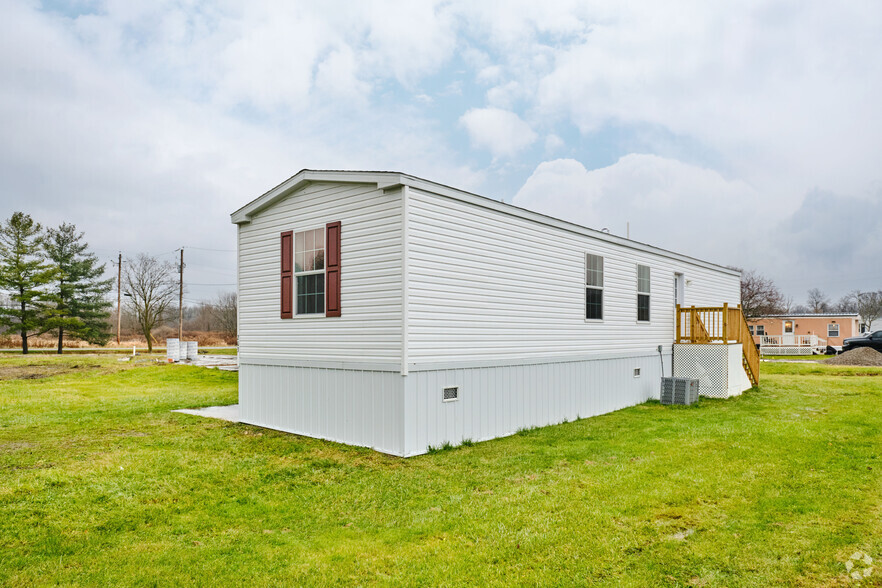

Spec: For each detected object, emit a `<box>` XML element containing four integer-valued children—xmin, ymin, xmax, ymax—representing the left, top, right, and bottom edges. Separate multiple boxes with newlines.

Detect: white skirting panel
<box><xmin>239</xmin><ymin>363</ymin><xmax>405</xmax><ymax>456</ymax></box>
<box><xmin>401</xmin><ymin>353</ymin><xmax>668</xmax><ymax>457</ymax></box>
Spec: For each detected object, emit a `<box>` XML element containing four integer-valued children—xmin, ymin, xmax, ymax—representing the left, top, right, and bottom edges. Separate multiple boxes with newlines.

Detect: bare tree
<box><xmin>182</xmin><ymin>303</ymin><xmax>213</xmax><ymax>332</ymax></box>
<box><xmin>213</xmin><ymin>291</ymin><xmax>237</xmax><ymax>339</ymax></box>
<box><xmin>840</xmin><ymin>290</ymin><xmax>882</xmax><ymax>330</ymax></box>
<box><xmin>124</xmin><ymin>254</ymin><xmax>176</xmax><ymax>352</ymax></box>
<box><xmin>806</xmin><ymin>288</ymin><xmax>830</xmax><ymax>313</ymax></box>
<box><xmin>738</xmin><ymin>269</ymin><xmax>786</xmax><ymax>319</ymax></box>
<box><xmin>780</xmin><ymin>295</ymin><xmax>795</xmax><ymax>314</ymax></box>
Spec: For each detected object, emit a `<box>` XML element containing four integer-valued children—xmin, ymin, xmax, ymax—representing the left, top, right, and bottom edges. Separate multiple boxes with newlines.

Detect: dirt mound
<box><xmin>825</xmin><ymin>347</ymin><xmax>882</xmax><ymax>367</ymax></box>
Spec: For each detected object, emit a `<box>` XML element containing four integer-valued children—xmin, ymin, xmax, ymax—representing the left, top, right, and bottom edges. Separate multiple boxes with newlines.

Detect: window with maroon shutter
<box><xmin>325</xmin><ymin>221</ymin><xmax>341</xmax><ymax>317</ymax></box>
<box><xmin>280</xmin><ymin>231</ymin><xmax>293</xmax><ymax>318</ymax></box>
<box><xmin>293</xmin><ymin>228</ymin><xmax>325</xmax><ymax>315</ymax></box>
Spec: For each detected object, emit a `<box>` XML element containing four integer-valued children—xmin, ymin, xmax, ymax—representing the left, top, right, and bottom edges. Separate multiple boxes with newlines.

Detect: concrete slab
<box><xmin>173</xmin><ymin>404</ymin><xmax>240</xmax><ymax>423</ymax></box>
<box><xmin>174</xmin><ymin>354</ymin><xmax>239</xmax><ymax>371</ymax></box>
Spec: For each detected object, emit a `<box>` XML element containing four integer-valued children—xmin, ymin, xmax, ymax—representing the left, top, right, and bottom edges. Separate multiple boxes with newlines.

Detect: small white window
<box><xmin>442</xmin><ymin>386</ymin><xmax>459</xmax><ymax>402</ymax></box>
<box><xmin>827</xmin><ymin>324</ymin><xmax>839</xmax><ymax>337</ymax></box>
<box><xmin>748</xmin><ymin>325</ymin><xmax>755</xmax><ymax>335</ymax></box>
<box><xmin>585</xmin><ymin>254</ymin><xmax>603</xmax><ymax>320</ymax></box>
<box><xmin>637</xmin><ymin>265</ymin><xmax>650</xmax><ymax>322</ymax></box>
<box><xmin>756</xmin><ymin>325</ymin><xmax>765</xmax><ymax>336</ymax></box>
<box><xmin>633</xmin><ymin>367</ymin><xmax>641</xmax><ymax>378</ymax></box>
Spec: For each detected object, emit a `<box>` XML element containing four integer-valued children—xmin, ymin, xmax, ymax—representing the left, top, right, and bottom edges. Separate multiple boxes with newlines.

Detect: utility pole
<box><xmin>179</xmin><ymin>248</ymin><xmax>184</xmax><ymax>341</ymax></box>
<box><xmin>116</xmin><ymin>253</ymin><xmax>122</xmax><ymax>345</ymax></box>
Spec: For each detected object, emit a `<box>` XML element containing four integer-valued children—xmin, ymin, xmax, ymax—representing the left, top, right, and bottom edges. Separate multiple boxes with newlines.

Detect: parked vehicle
<box><xmin>841</xmin><ymin>330</ymin><xmax>882</xmax><ymax>353</ymax></box>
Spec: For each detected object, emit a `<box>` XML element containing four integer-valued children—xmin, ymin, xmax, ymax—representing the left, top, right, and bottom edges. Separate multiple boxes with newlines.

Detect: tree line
<box><xmin>0</xmin><ymin>212</ymin><xmax>112</xmax><ymax>353</ymax></box>
<box><xmin>740</xmin><ymin>269</ymin><xmax>882</xmax><ymax>329</ymax></box>
<box><xmin>0</xmin><ymin>212</ymin><xmax>236</xmax><ymax>354</ymax></box>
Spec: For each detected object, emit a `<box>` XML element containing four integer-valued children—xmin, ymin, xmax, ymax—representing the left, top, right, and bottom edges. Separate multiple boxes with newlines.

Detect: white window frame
<box><xmin>294</xmin><ymin>226</ymin><xmax>326</xmax><ymax>316</ymax></box>
<box><xmin>585</xmin><ymin>253</ymin><xmax>604</xmax><ymax>322</ymax></box>
<box><xmin>827</xmin><ymin>323</ymin><xmax>839</xmax><ymax>338</ymax></box>
<box><xmin>756</xmin><ymin>325</ymin><xmax>765</xmax><ymax>336</ymax></box>
<box><xmin>637</xmin><ymin>264</ymin><xmax>651</xmax><ymax>322</ymax></box>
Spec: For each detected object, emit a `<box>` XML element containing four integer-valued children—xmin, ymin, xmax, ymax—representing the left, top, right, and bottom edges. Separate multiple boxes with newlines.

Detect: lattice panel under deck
<box><xmin>673</xmin><ymin>344</ymin><xmax>731</xmax><ymax>399</ymax></box>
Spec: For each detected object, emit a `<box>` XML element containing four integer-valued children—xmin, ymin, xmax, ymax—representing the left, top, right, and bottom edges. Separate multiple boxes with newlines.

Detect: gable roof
<box><xmin>231</xmin><ymin>169</ymin><xmax>741</xmax><ymax>277</ymax></box>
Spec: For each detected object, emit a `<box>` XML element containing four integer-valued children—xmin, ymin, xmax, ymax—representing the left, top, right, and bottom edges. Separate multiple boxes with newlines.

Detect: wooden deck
<box><xmin>676</xmin><ymin>304</ymin><xmax>759</xmax><ymax>386</ymax></box>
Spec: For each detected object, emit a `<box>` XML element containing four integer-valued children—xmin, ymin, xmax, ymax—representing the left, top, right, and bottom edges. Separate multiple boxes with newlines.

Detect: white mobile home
<box><xmin>231</xmin><ymin>170</ymin><xmax>753</xmax><ymax>457</ymax></box>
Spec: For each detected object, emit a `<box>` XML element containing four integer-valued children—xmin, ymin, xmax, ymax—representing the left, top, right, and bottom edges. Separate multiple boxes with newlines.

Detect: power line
<box><xmin>184</xmin><ymin>246</ymin><xmax>237</xmax><ymax>252</ymax></box>
<box><xmin>187</xmin><ymin>283</ymin><xmax>236</xmax><ymax>286</ymax></box>
<box><xmin>154</xmin><ymin>249</ymin><xmax>182</xmax><ymax>257</ymax></box>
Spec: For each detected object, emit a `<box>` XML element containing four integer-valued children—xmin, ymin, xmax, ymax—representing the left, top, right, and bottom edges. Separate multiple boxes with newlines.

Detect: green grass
<box><xmin>760</xmin><ymin>354</ymin><xmax>828</xmax><ymax>361</ymax></box>
<box><xmin>202</xmin><ymin>347</ymin><xmax>238</xmax><ymax>355</ymax></box>
<box><xmin>2</xmin><ymin>357</ymin><xmax>881</xmax><ymax>586</ymax></box>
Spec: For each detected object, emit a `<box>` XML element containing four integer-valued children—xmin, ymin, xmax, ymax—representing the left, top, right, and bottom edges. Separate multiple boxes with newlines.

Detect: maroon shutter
<box><xmin>325</xmin><ymin>221</ymin><xmax>341</xmax><ymax>317</ymax></box>
<box><xmin>280</xmin><ymin>230</ymin><xmax>293</xmax><ymax>318</ymax></box>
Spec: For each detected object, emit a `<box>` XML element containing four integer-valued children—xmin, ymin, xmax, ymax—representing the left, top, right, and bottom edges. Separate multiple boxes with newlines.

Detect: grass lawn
<box><xmin>1</xmin><ymin>357</ymin><xmax>881</xmax><ymax>586</ymax></box>
<box><xmin>761</xmin><ymin>355</ymin><xmax>829</xmax><ymax>361</ymax></box>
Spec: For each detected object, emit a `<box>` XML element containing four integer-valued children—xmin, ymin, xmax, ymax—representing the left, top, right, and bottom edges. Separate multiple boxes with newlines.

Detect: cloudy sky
<box><xmin>2</xmin><ymin>0</ymin><xmax>880</xmax><ymax>305</ymax></box>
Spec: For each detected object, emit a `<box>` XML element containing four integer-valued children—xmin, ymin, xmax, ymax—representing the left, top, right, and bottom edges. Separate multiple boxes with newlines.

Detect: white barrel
<box><xmin>167</xmin><ymin>338</ymin><xmax>180</xmax><ymax>361</ymax></box>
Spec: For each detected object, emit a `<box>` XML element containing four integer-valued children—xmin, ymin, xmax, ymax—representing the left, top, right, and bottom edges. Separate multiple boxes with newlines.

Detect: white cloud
<box><xmin>460</xmin><ymin>108</ymin><xmax>537</xmax><ymax>158</ymax></box>
<box><xmin>359</xmin><ymin>0</ymin><xmax>457</xmax><ymax>86</ymax></box>
<box><xmin>529</xmin><ymin>3</ymin><xmax>882</xmax><ymax>200</ymax></box>
<box><xmin>485</xmin><ymin>81</ymin><xmax>523</xmax><ymax>110</ymax></box>
<box><xmin>476</xmin><ymin>65</ymin><xmax>502</xmax><ymax>84</ymax></box>
<box><xmin>544</xmin><ymin>134</ymin><xmax>564</xmax><ymax>154</ymax></box>
<box><xmin>314</xmin><ymin>45</ymin><xmax>370</xmax><ymax>106</ymax></box>
<box><xmin>513</xmin><ymin>156</ymin><xmax>761</xmax><ymax>266</ymax></box>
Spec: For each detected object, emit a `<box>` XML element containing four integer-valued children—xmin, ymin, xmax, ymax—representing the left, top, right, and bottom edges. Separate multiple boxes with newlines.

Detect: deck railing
<box><xmin>676</xmin><ymin>304</ymin><xmax>759</xmax><ymax>386</ymax></box>
<box><xmin>759</xmin><ymin>335</ymin><xmax>826</xmax><ymax>348</ymax></box>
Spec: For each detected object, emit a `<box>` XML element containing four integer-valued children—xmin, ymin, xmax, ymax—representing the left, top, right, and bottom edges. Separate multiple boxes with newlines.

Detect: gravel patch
<box><xmin>824</xmin><ymin>347</ymin><xmax>882</xmax><ymax>366</ymax></box>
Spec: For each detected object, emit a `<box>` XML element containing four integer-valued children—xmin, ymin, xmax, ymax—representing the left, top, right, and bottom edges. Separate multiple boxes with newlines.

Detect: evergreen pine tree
<box><xmin>0</xmin><ymin>212</ymin><xmax>55</xmax><ymax>354</ymax></box>
<box><xmin>43</xmin><ymin>223</ymin><xmax>113</xmax><ymax>353</ymax></box>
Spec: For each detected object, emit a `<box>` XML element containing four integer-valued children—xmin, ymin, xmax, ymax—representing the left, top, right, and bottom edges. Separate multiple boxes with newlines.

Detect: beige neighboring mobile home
<box><xmin>748</xmin><ymin>313</ymin><xmax>862</xmax><ymax>354</ymax></box>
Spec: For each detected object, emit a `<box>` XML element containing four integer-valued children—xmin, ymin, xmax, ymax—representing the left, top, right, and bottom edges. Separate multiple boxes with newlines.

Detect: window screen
<box><xmin>295</xmin><ymin>228</ymin><xmax>325</xmax><ymax>315</ymax></box>
<box><xmin>637</xmin><ymin>265</ymin><xmax>650</xmax><ymax>322</ymax></box>
<box><xmin>586</xmin><ymin>254</ymin><xmax>603</xmax><ymax>320</ymax></box>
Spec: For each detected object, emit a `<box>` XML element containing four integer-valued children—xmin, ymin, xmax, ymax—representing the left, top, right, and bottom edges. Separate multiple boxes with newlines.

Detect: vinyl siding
<box><xmin>237</xmin><ymin>181</ymin><xmax>402</xmax><ymax>363</ymax></box>
<box><xmin>407</xmin><ymin>188</ymin><xmax>740</xmax><ymax>364</ymax></box>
